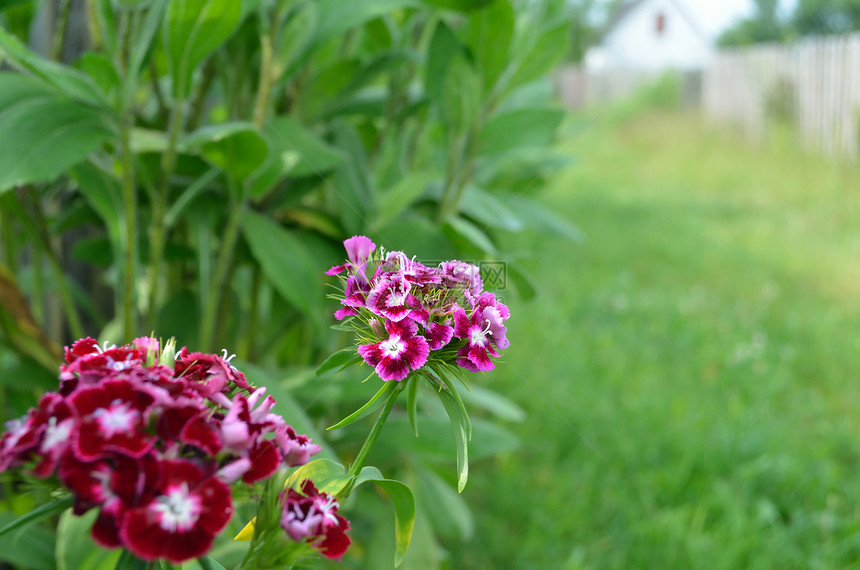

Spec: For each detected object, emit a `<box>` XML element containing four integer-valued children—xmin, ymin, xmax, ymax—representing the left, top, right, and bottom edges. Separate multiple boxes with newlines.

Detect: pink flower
<box><xmin>326</xmin><ymin>235</ymin><xmax>376</xmax><ymax>286</ymax></box>
<box><xmin>276</xmin><ymin>425</ymin><xmax>322</xmax><ymax>467</ymax></box>
<box><xmin>453</xmin><ymin>306</ymin><xmax>502</xmax><ymax>372</ymax></box>
<box><xmin>366</xmin><ymin>274</ymin><xmax>423</xmax><ymax>322</ymax></box>
<box><xmin>358</xmin><ymin>319</ymin><xmax>430</xmax><ymax>381</ymax></box>
<box><xmin>173</xmin><ymin>349</ymin><xmax>250</xmax><ymax>394</ymax></box>
<box><xmin>281</xmin><ymin>480</ymin><xmax>351</xmax><ymax>561</ymax></box>
<box><xmin>122</xmin><ymin>459</ymin><xmax>233</xmax><ymax>563</ymax></box>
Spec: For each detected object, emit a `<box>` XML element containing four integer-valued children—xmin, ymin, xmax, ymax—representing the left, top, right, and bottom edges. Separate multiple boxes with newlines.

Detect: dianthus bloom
<box><xmin>326</xmin><ymin>236</ymin><xmax>510</xmax><ymax>380</ymax></box>
<box><xmin>281</xmin><ymin>479</ymin><xmax>351</xmax><ymax>560</ymax></box>
<box><xmin>0</xmin><ymin>337</ymin><xmax>327</xmax><ymax>564</ymax></box>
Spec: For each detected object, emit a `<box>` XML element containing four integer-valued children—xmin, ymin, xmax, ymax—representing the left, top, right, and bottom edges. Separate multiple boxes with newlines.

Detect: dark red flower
<box><xmin>280</xmin><ymin>480</ymin><xmax>350</xmax><ymax>561</ymax></box>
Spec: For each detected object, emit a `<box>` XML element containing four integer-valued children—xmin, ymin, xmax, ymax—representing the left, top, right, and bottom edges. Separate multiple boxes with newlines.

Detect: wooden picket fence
<box><xmin>703</xmin><ymin>34</ymin><xmax>860</xmax><ymax>159</ymax></box>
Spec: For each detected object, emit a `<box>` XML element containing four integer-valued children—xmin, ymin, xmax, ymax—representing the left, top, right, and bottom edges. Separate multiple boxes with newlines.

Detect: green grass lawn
<box><xmin>451</xmin><ymin>110</ymin><xmax>860</xmax><ymax>569</ymax></box>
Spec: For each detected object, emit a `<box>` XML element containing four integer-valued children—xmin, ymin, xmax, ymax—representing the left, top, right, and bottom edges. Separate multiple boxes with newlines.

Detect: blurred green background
<box><xmin>1</xmin><ymin>0</ymin><xmax>860</xmax><ymax>568</ymax></box>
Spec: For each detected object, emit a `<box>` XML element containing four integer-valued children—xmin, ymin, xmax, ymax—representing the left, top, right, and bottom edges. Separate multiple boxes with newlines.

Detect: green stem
<box><xmin>252</xmin><ymin>32</ymin><xmax>274</xmax><ymax>128</ymax></box>
<box><xmin>199</xmin><ymin>197</ymin><xmax>246</xmax><ymax>350</ymax></box>
<box><xmin>340</xmin><ymin>382</ymin><xmax>403</xmax><ymax>499</ymax></box>
<box><xmin>51</xmin><ymin>0</ymin><xmax>72</xmax><ymax>61</ymax></box>
<box><xmin>119</xmin><ymin>9</ymin><xmax>139</xmax><ymax>342</ymax></box>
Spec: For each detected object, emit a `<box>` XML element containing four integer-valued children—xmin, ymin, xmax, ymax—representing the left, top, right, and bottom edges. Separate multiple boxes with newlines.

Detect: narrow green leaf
<box><xmin>332</xmin><ymin>121</ymin><xmax>375</xmax><ymax>235</ymax></box>
<box><xmin>418</xmin><ymin>0</ymin><xmax>494</xmax><ymax>10</ymax></box>
<box><xmin>275</xmin><ymin>1</ymin><xmax>317</xmax><ymax>75</ymax></box>
<box><xmin>0</xmin><ymin>495</ymin><xmax>73</xmax><ymax>538</ymax></box>
<box><xmin>505</xmin><ymin>259</ymin><xmax>537</xmax><ymax>300</ymax></box>
<box><xmin>56</xmin><ymin>509</ymin><xmax>122</xmax><ymax>570</ymax></box>
<box><xmin>313</xmin><ymin>0</ymin><xmax>417</xmax><ymax>48</ymax></box>
<box><xmin>165</xmin><ymin>0</ymin><xmax>242</xmax><ymax>98</ymax></box>
<box><xmin>197</xmin><ymin>556</ymin><xmax>227</xmax><ymax>570</ymax></box>
<box><xmin>284</xmin><ymin>458</ymin><xmax>351</xmax><ymax>495</ymax></box>
<box><xmin>263</xmin><ymin>115</ymin><xmax>344</xmax><ymax>178</ymax></box>
<box><xmin>425</xmin><ymin>21</ymin><xmax>460</xmax><ymax>106</ymax></box>
<box><xmin>443</xmin><ymin>216</ymin><xmax>497</xmax><ymax>255</ymax></box>
<box><xmin>128</xmin><ymin>0</ymin><xmax>168</xmax><ymax>81</ymax></box>
<box><xmin>407</xmin><ymin>374</ymin><xmax>419</xmax><ymax>436</ymax></box>
<box><xmin>165</xmin><ymin>168</ymin><xmax>220</xmax><ymax>228</ymax></box>
<box><xmin>429</xmin><ymin>365</ymin><xmax>471</xmax><ymax>492</ymax></box>
<box><xmin>0</xmin><ymin>511</ymin><xmax>56</xmax><ymax>569</ymax></box>
<box><xmin>507</xmin><ymin>21</ymin><xmax>569</xmax><ymax>92</ymax></box>
<box><xmin>499</xmin><ymin>193</ymin><xmax>585</xmax><ymax>243</ymax></box>
<box><xmin>460</xmin><ymin>385</ymin><xmax>526</xmax><ymax>422</ymax></box>
<box><xmin>0</xmin><ymin>74</ymin><xmax>115</xmax><ymax>193</ymax></box>
<box><xmin>327</xmin><ymin>380</ymin><xmax>398</xmax><ymax>430</ymax></box>
<box><xmin>0</xmin><ymin>28</ymin><xmax>108</xmax><ymax>106</ymax></box>
<box><xmin>417</xmin><ymin>464</ymin><xmax>474</xmax><ymax>541</ymax></box>
<box><xmin>316</xmin><ymin>346</ymin><xmax>361</xmax><ymax>376</ymax></box>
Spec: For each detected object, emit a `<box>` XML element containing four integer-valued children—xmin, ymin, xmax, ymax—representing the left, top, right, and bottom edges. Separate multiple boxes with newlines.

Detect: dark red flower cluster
<box><xmin>280</xmin><ymin>480</ymin><xmax>351</xmax><ymax>560</ymax></box>
<box><xmin>0</xmin><ymin>337</ymin><xmax>323</xmax><ymax>563</ymax></box>
<box><xmin>327</xmin><ymin>236</ymin><xmax>511</xmax><ymax>380</ymax></box>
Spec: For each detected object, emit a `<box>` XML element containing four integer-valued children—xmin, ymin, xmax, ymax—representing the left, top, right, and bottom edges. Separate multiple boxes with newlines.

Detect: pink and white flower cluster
<box><xmin>327</xmin><ymin>236</ymin><xmax>511</xmax><ymax>381</ymax></box>
<box><xmin>0</xmin><ymin>337</ymin><xmax>327</xmax><ymax>563</ymax></box>
<box><xmin>280</xmin><ymin>479</ymin><xmax>351</xmax><ymax>560</ymax></box>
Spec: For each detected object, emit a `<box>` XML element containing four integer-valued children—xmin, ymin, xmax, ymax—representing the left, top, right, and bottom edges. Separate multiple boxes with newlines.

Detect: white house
<box><xmin>585</xmin><ymin>0</ymin><xmax>713</xmax><ymax>72</ymax></box>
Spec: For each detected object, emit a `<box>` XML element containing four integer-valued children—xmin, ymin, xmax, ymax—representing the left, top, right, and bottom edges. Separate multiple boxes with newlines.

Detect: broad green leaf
<box><xmin>165</xmin><ymin>0</ymin><xmax>241</xmax><ymax>98</ymax></box>
<box><xmin>70</xmin><ymin>162</ymin><xmax>123</xmax><ymax>250</ymax></box>
<box><xmin>460</xmin><ymin>385</ymin><xmax>525</xmax><ymax>422</ymax></box>
<box><xmin>0</xmin><ymin>28</ymin><xmax>109</xmax><ymax>106</ymax></box>
<box><xmin>313</xmin><ymin>0</ymin><xmax>417</xmax><ymax>48</ymax></box>
<box><xmin>316</xmin><ymin>346</ymin><xmax>362</xmax><ymax>376</ymax></box>
<box><xmin>284</xmin><ymin>458</ymin><xmax>351</xmax><ymax>495</ymax></box>
<box><xmin>76</xmin><ymin>52</ymin><xmax>120</xmax><ymax>104</ymax></box>
<box><xmin>443</xmin><ymin>215</ymin><xmax>497</xmax><ymax>255</ymax></box>
<box><xmin>458</xmin><ymin>185</ymin><xmax>523</xmax><ymax>231</ymax></box>
<box><xmin>264</xmin><ymin>115</ymin><xmax>344</xmax><ymax>178</ymax></box>
<box><xmin>327</xmin><ymin>380</ymin><xmax>398</xmax><ymax>430</ymax></box>
<box><xmin>418</xmin><ymin>0</ymin><xmax>495</xmax><ymax>10</ymax></box>
<box><xmin>56</xmin><ymin>509</ymin><xmax>122</xmax><ymax>570</ymax></box>
<box><xmin>477</xmin><ymin>108</ymin><xmax>564</xmax><ymax>155</ymax></box>
<box><xmin>499</xmin><ymin>193</ymin><xmax>585</xmax><ymax>243</ymax></box>
<box><xmin>372</xmin><ymin>171</ymin><xmax>435</xmax><ymax>231</ymax></box>
<box><xmin>0</xmin><ymin>511</ymin><xmax>57</xmax><ymax>569</ymax></box>
<box><xmin>417</xmin><ymin>465</ymin><xmax>474</xmax><ymax>541</ymax></box>
<box><xmin>354</xmin><ymin>476</ymin><xmax>416</xmax><ymax>567</ymax></box>
<box><xmin>0</xmin><ymin>74</ymin><xmax>114</xmax><ymax>193</ymax></box>
<box><xmin>464</xmin><ymin>0</ymin><xmax>514</xmax><ymax>91</ymax></box>
<box><xmin>181</xmin><ymin>123</ymin><xmax>268</xmax><ymax>182</ymax></box>
<box><xmin>240</xmin><ymin>211</ymin><xmax>326</xmax><ymax>340</ymax></box>
<box><xmin>425</xmin><ymin>21</ymin><xmax>460</xmax><ymax>106</ymax></box>
<box><xmin>507</xmin><ymin>21</ymin><xmax>569</xmax><ymax>92</ymax></box>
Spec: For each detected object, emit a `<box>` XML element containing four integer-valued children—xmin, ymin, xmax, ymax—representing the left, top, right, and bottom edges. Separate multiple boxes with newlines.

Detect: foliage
<box><xmin>791</xmin><ymin>0</ymin><xmax>860</xmax><ymax>35</ymax></box>
<box><xmin>0</xmin><ymin>0</ymin><xmax>578</xmax><ymax>567</ymax></box>
<box><xmin>717</xmin><ymin>0</ymin><xmax>787</xmax><ymax>47</ymax></box>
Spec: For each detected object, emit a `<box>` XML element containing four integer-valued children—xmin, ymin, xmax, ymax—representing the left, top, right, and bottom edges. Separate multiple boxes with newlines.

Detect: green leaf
<box><xmin>464</xmin><ymin>0</ymin><xmax>514</xmax><ymax>91</ymax></box>
<box><xmin>165</xmin><ymin>0</ymin><xmax>242</xmax><ymax>98</ymax></box>
<box><xmin>327</xmin><ymin>380</ymin><xmax>398</xmax><ymax>430</ymax></box>
<box><xmin>313</xmin><ymin>0</ymin><xmax>418</xmax><ymax>48</ymax></box>
<box><xmin>284</xmin><ymin>458</ymin><xmax>351</xmax><ymax>495</ymax></box>
<box><xmin>0</xmin><ymin>495</ymin><xmax>73</xmax><ymax>539</ymax></box>
<box><xmin>500</xmin><ymin>193</ymin><xmax>585</xmax><ymax>243</ymax></box>
<box><xmin>0</xmin><ymin>74</ymin><xmax>115</xmax><ymax>193</ymax></box>
<box><xmin>477</xmin><ymin>108</ymin><xmax>564</xmax><ymax>155</ymax></box>
<box><xmin>56</xmin><ymin>509</ymin><xmax>122</xmax><ymax>570</ymax></box>
<box><xmin>429</xmin><ymin>365</ymin><xmax>471</xmax><ymax>492</ymax></box>
<box><xmin>372</xmin><ymin>170</ymin><xmax>435</xmax><ymax>231</ymax></box>
<box><xmin>425</xmin><ymin>21</ymin><xmax>460</xmax><ymax>106</ymax></box>
<box><xmin>0</xmin><ymin>511</ymin><xmax>56</xmax><ymax>569</ymax></box>
<box><xmin>316</xmin><ymin>346</ymin><xmax>363</xmax><ymax>376</ymax></box>
<box><xmin>332</xmin><ymin>121</ymin><xmax>375</xmax><ymax>235</ymax></box>
<box><xmin>353</xmin><ymin>475</ymin><xmax>416</xmax><ymax>567</ymax></box>
<box><xmin>460</xmin><ymin>384</ymin><xmax>526</xmax><ymax>422</ymax></box>
<box><xmin>505</xmin><ymin>259</ymin><xmax>536</xmax><ymax>300</ymax></box>
<box><xmin>165</xmin><ymin>168</ymin><xmax>220</xmax><ymax>228</ymax></box>
<box><xmin>441</xmin><ymin>53</ymin><xmax>481</xmax><ymax>133</ymax></box>
<box><xmin>407</xmin><ymin>374</ymin><xmax>419</xmax><ymax>436</ymax></box>
<box><xmin>263</xmin><ymin>115</ymin><xmax>344</xmax><ymax>178</ymax></box>
<box><xmin>70</xmin><ymin>162</ymin><xmax>123</xmax><ymax>250</ymax></box>
<box><xmin>417</xmin><ymin>464</ymin><xmax>474</xmax><ymax>541</ymax></box>
<box><xmin>0</xmin><ymin>0</ymin><xmax>32</xmax><ymax>11</ymax></box>
<box><xmin>0</xmin><ymin>28</ymin><xmax>109</xmax><ymax>106</ymax></box>
<box><xmin>443</xmin><ymin>215</ymin><xmax>497</xmax><ymax>255</ymax></box>
<box><xmin>275</xmin><ymin>1</ymin><xmax>318</xmax><ymax>75</ymax></box>
<box><xmin>181</xmin><ymin>122</ymin><xmax>268</xmax><ymax>182</ymax></box>
<box><xmin>418</xmin><ymin>0</ymin><xmax>495</xmax><ymax>10</ymax></box>
<box><xmin>458</xmin><ymin>185</ymin><xmax>523</xmax><ymax>231</ymax></box>
<box><xmin>128</xmin><ymin>0</ymin><xmax>168</xmax><ymax>82</ymax></box>
<box><xmin>507</xmin><ymin>21</ymin><xmax>569</xmax><ymax>92</ymax></box>
<box><xmin>240</xmin><ymin>211</ymin><xmax>326</xmax><ymax>340</ymax></box>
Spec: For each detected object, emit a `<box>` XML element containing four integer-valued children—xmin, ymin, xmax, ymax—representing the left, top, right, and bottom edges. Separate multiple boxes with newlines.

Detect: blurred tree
<box><xmin>791</xmin><ymin>0</ymin><xmax>860</xmax><ymax>35</ymax></box>
<box><xmin>718</xmin><ymin>0</ymin><xmax>788</xmax><ymax>46</ymax></box>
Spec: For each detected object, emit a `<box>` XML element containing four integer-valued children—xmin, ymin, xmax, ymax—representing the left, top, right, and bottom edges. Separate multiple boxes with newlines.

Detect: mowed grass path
<box><xmin>452</xmin><ymin>112</ymin><xmax>860</xmax><ymax>569</ymax></box>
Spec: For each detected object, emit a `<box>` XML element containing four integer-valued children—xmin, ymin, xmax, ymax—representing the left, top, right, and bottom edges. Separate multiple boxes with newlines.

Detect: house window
<box><xmin>655</xmin><ymin>12</ymin><xmax>666</xmax><ymax>36</ymax></box>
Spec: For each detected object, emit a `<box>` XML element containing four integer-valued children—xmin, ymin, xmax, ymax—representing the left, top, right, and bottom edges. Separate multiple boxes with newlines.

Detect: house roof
<box><xmin>597</xmin><ymin>0</ymin><xmax>712</xmax><ymax>45</ymax></box>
